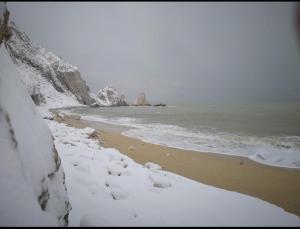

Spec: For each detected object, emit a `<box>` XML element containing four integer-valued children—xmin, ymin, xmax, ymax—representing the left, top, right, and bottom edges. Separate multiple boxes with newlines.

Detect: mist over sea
<box><xmin>71</xmin><ymin>102</ymin><xmax>300</xmax><ymax>169</ymax></box>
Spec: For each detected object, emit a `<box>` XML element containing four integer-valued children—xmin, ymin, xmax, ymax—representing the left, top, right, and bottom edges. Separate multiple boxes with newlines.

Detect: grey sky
<box><xmin>6</xmin><ymin>2</ymin><xmax>300</xmax><ymax>104</ymax></box>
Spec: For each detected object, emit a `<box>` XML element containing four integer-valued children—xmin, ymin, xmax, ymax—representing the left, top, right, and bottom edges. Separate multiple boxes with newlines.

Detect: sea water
<box><xmin>70</xmin><ymin>102</ymin><xmax>300</xmax><ymax>169</ymax></box>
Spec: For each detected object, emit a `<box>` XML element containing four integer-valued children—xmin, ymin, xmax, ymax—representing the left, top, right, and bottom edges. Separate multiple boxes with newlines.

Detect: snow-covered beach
<box><xmin>47</xmin><ymin>111</ymin><xmax>300</xmax><ymax>226</ymax></box>
<box><xmin>48</xmin><ymin>116</ymin><xmax>300</xmax><ymax>226</ymax></box>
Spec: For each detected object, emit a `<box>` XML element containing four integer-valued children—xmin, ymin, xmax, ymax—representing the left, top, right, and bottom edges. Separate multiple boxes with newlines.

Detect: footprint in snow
<box><xmin>108</xmin><ymin>152</ymin><xmax>131</xmax><ymax>163</ymax></box>
<box><xmin>147</xmin><ymin>186</ymin><xmax>163</xmax><ymax>193</ymax></box>
<box><xmin>82</xmin><ymin>139</ymin><xmax>91</xmax><ymax>144</ymax></box>
<box><xmin>131</xmin><ymin>210</ymin><xmax>138</xmax><ymax>218</ymax></box>
<box><xmin>110</xmin><ymin>187</ymin><xmax>129</xmax><ymax>200</ymax></box>
<box><xmin>70</xmin><ymin>138</ymin><xmax>80</xmax><ymax>143</ymax></box>
<box><xmin>89</xmin><ymin>184</ymin><xmax>101</xmax><ymax>195</ymax></box>
<box><xmin>105</xmin><ymin>177</ymin><xmax>121</xmax><ymax>188</ymax></box>
<box><xmin>62</xmin><ymin>140</ymin><xmax>77</xmax><ymax>146</ymax></box>
<box><xmin>74</xmin><ymin>174</ymin><xmax>93</xmax><ymax>186</ymax></box>
<box><xmin>148</xmin><ymin>172</ymin><xmax>172</xmax><ymax>189</ymax></box>
<box><xmin>107</xmin><ymin>163</ymin><xmax>130</xmax><ymax>176</ymax></box>
<box><xmin>114</xmin><ymin>160</ymin><xmax>129</xmax><ymax>168</ymax></box>
<box><xmin>75</xmin><ymin>163</ymin><xmax>91</xmax><ymax>174</ymax></box>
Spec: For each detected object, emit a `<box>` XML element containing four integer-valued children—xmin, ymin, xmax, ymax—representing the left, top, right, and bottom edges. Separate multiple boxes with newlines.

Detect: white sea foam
<box><xmin>78</xmin><ymin>114</ymin><xmax>300</xmax><ymax>169</ymax></box>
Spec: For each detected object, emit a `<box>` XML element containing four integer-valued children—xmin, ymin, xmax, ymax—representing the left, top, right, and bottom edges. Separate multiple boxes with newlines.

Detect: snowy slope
<box><xmin>0</xmin><ymin>37</ymin><xmax>71</xmax><ymax>226</ymax></box>
<box><xmin>95</xmin><ymin>85</ymin><xmax>128</xmax><ymax>106</ymax></box>
<box><xmin>4</xmin><ymin>21</ymin><xmax>94</xmax><ymax>109</ymax></box>
<box><xmin>47</xmin><ymin>118</ymin><xmax>300</xmax><ymax>226</ymax></box>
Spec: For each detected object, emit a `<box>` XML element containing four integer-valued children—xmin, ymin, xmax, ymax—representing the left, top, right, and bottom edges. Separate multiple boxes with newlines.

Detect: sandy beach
<box><xmin>56</xmin><ymin>113</ymin><xmax>300</xmax><ymax>217</ymax></box>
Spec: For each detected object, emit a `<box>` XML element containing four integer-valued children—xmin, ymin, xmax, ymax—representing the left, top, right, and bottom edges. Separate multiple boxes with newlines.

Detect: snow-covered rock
<box><xmin>134</xmin><ymin>92</ymin><xmax>151</xmax><ymax>106</ymax></box>
<box><xmin>0</xmin><ymin>21</ymin><xmax>71</xmax><ymax>226</ymax></box>
<box><xmin>4</xmin><ymin>21</ymin><xmax>95</xmax><ymax>109</ymax></box>
<box><xmin>95</xmin><ymin>85</ymin><xmax>128</xmax><ymax>106</ymax></box>
<box><xmin>110</xmin><ymin>187</ymin><xmax>129</xmax><ymax>200</ymax></box>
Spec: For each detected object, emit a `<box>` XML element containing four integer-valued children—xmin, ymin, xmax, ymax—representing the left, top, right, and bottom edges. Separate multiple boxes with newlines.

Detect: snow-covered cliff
<box><xmin>94</xmin><ymin>85</ymin><xmax>128</xmax><ymax>106</ymax></box>
<box><xmin>0</xmin><ymin>4</ymin><xmax>71</xmax><ymax>226</ymax></box>
<box><xmin>4</xmin><ymin>21</ymin><xmax>95</xmax><ymax>109</ymax></box>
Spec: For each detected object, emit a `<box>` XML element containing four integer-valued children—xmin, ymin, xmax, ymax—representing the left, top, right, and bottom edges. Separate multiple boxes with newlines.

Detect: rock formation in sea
<box><xmin>133</xmin><ymin>92</ymin><xmax>151</xmax><ymax>106</ymax></box>
<box><xmin>153</xmin><ymin>103</ymin><xmax>166</xmax><ymax>107</ymax></box>
<box><xmin>94</xmin><ymin>85</ymin><xmax>129</xmax><ymax>106</ymax></box>
<box><xmin>0</xmin><ymin>3</ymin><xmax>71</xmax><ymax>226</ymax></box>
<box><xmin>4</xmin><ymin>21</ymin><xmax>95</xmax><ymax>108</ymax></box>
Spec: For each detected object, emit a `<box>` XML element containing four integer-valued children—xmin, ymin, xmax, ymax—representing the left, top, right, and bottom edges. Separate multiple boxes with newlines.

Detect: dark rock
<box><xmin>153</xmin><ymin>103</ymin><xmax>166</xmax><ymax>107</ymax></box>
<box><xmin>44</xmin><ymin>116</ymin><xmax>54</xmax><ymax>121</ymax></box>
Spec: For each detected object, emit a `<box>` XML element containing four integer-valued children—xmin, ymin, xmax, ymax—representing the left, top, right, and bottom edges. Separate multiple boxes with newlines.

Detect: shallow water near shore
<box><xmin>69</xmin><ymin>102</ymin><xmax>300</xmax><ymax>169</ymax></box>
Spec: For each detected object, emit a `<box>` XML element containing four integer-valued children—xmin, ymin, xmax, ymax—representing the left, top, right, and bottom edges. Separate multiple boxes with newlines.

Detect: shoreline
<box><xmin>54</xmin><ymin>113</ymin><xmax>300</xmax><ymax>217</ymax></box>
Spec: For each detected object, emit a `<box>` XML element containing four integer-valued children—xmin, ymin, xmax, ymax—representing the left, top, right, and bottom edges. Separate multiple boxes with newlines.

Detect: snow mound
<box><xmin>149</xmin><ymin>172</ymin><xmax>172</xmax><ymax>189</ymax></box>
<box><xmin>0</xmin><ymin>42</ymin><xmax>71</xmax><ymax>226</ymax></box>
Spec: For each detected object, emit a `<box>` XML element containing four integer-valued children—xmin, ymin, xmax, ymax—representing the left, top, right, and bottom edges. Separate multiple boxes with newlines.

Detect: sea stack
<box><xmin>134</xmin><ymin>92</ymin><xmax>151</xmax><ymax>106</ymax></box>
<box><xmin>94</xmin><ymin>85</ymin><xmax>129</xmax><ymax>106</ymax></box>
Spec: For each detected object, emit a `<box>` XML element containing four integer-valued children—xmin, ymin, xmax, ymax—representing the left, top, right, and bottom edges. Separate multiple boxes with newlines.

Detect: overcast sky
<box><xmin>6</xmin><ymin>2</ymin><xmax>300</xmax><ymax>104</ymax></box>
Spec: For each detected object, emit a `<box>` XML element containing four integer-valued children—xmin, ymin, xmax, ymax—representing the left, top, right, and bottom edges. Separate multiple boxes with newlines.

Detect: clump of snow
<box><xmin>149</xmin><ymin>172</ymin><xmax>172</xmax><ymax>189</ymax></box>
<box><xmin>107</xmin><ymin>163</ymin><xmax>130</xmax><ymax>176</ymax></box>
<box><xmin>47</xmin><ymin>119</ymin><xmax>300</xmax><ymax>226</ymax></box>
<box><xmin>145</xmin><ymin>162</ymin><xmax>162</xmax><ymax>171</ymax></box>
<box><xmin>0</xmin><ymin>48</ymin><xmax>70</xmax><ymax>226</ymax></box>
<box><xmin>81</xmin><ymin>127</ymin><xmax>96</xmax><ymax>136</ymax></box>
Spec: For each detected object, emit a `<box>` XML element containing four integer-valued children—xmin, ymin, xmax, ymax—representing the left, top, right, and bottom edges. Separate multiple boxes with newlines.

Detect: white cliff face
<box><xmin>0</xmin><ymin>6</ymin><xmax>71</xmax><ymax>226</ymax></box>
<box><xmin>4</xmin><ymin>21</ymin><xmax>95</xmax><ymax>109</ymax></box>
<box><xmin>96</xmin><ymin>85</ymin><xmax>128</xmax><ymax>106</ymax></box>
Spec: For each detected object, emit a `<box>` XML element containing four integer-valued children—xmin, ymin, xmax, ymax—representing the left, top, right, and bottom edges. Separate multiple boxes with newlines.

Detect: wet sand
<box><xmin>55</xmin><ymin>113</ymin><xmax>300</xmax><ymax>217</ymax></box>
